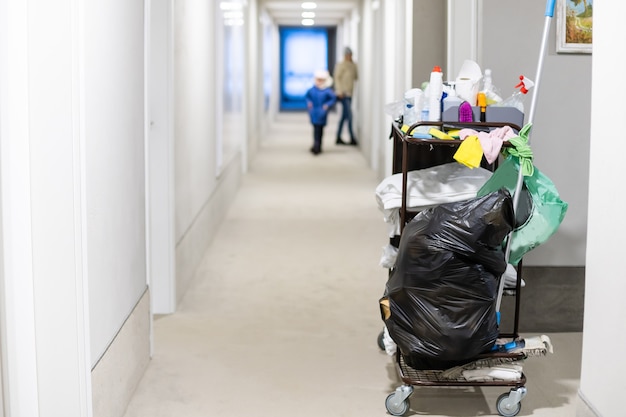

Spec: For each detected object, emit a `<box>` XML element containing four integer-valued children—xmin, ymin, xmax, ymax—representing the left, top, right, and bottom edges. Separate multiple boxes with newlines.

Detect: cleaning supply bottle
<box><xmin>442</xmin><ymin>84</ymin><xmax>463</xmax><ymax>113</ymax></box>
<box><xmin>403</xmin><ymin>88</ymin><xmax>422</xmax><ymax>126</ymax></box>
<box><xmin>482</xmin><ymin>69</ymin><xmax>503</xmax><ymax>104</ymax></box>
<box><xmin>428</xmin><ymin>66</ymin><xmax>443</xmax><ymax>121</ymax></box>
<box><xmin>492</xmin><ymin>339</ymin><xmax>526</xmax><ymax>352</ymax></box>
<box><xmin>477</xmin><ymin>92</ymin><xmax>487</xmax><ymax>122</ymax></box>
<box><xmin>495</xmin><ymin>75</ymin><xmax>534</xmax><ymax>113</ymax></box>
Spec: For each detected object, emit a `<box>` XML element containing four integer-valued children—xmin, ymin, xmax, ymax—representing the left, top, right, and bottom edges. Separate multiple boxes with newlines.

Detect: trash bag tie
<box><xmin>504</xmin><ymin>123</ymin><xmax>534</xmax><ymax>176</ymax></box>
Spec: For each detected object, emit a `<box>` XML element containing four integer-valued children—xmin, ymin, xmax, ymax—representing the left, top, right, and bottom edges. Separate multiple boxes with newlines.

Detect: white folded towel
<box><xmin>375</xmin><ymin>163</ymin><xmax>493</xmax><ymax>236</ymax></box>
<box><xmin>462</xmin><ymin>364</ymin><xmax>523</xmax><ymax>381</ymax></box>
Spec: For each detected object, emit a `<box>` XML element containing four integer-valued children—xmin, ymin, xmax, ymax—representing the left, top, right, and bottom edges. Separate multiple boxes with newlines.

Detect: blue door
<box><xmin>279</xmin><ymin>27</ymin><xmax>330</xmax><ymax>111</ymax></box>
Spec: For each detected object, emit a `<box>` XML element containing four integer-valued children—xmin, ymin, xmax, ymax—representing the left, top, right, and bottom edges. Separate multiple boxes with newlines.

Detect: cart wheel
<box><xmin>377</xmin><ymin>330</ymin><xmax>385</xmax><ymax>350</ymax></box>
<box><xmin>496</xmin><ymin>392</ymin><xmax>522</xmax><ymax>417</ymax></box>
<box><xmin>385</xmin><ymin>392</ymin><xmax>410</xmax><ymax>416</ymax></box>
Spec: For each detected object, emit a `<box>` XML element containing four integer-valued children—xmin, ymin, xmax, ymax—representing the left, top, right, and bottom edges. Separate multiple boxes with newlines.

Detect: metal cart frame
<box><xmin>383</xmin><ymin>2</ymin><xmax>557</xmax><ymax>414</ymax></box>
<box><xmin>387</xmin><ymin>350</ymin><xmax>528</xmax><ymax>417</ymax></box>
<box><xmin>384</xmin><ymin>121</ymin><xmax>528</xmax><ymax>417</ymax></box>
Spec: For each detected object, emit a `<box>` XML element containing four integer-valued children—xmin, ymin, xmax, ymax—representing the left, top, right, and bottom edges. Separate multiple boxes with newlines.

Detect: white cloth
<box><xmin>379</xmin><ymin>244</ymin><xmax>398</xmax><ymax>269</ymax></box>
<box><xmin>375</xmin><ymin>162</ymin><xmax>493</xmax><ymax>236</ymax></box>
<box><xmin>510</xmin><ymin>335</ymin><xmax>554</xmax><ymax>355</ymax></box>
<box><xmin>462</xmin><ymin>363</ymin><xmax>523</xmax><ymax>381</ymax></box>
<box><xmin>503</xmin><ymin>263</ymin><xmax>526</xmax><ymax>288</ymax></box>
<box><xmin>382</xmin><ymin>325</ymin><xmax>397</xmax><ymax>356</ymax></box>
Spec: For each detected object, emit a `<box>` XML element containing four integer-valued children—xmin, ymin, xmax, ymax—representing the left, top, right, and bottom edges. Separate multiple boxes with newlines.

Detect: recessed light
<box><xmin>301</xmin><ymin>18</ymin><xmax>315</xmax><ymax>26</ymax></box>
<box><xmin>301</xmin><ymin>11</ymin><xmax>315</xmax><ymax>18</ymax></box>
<box><xmin>223</xmin><ymin>11</ymin><xmax>243</xmax><ymax>19</ymax></box>
<box><xmin>301</xmin><ymin>2</ymin><xmax>317</xmax><ymax>10</ymax></box>
<box><xmin>220</xmin><ymin>1</ymin><xmax>242</xmax><ymax>11</ymax></box>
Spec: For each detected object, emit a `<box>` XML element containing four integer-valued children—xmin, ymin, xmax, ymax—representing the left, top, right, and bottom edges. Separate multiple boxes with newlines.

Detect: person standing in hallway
<box><xmin>305</xmin><ymin>70</ymin><xmax>337</xmax><ymax>155</ymax></box>
<box><xmin>334</xmin><ymin>46</ymin><xmax>358</xmax><ymax>146</ymax></box>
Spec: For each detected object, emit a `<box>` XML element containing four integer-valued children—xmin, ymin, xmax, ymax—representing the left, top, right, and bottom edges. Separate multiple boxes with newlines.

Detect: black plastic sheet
<box><xmin>380</xmin><ymin>189</ymin><xmax>515</xmax><ymax>369</ymax></box>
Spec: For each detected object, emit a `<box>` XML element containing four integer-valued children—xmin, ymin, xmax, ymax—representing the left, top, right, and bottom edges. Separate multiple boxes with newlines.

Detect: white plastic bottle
<box><xmin>442</xmin><ymin>86</ymin><xmax>463</xmax><ymax>113</ymax></box>
<box><xmin>483</xmin><ymin>69</ymin><xmax>494</xmax><ymax>93</ymax></box>
<box><xmin>482</xmin><ymin>68</ymin><xmax>502</xmax><ymax>104</ymax></box>
<box><xmin>428</xmin><ymin>66</ymin><xmax>443</xmax><ymax>121</ymax></box>
<box><xmin>403</xmin><ymin>88</ymin><xmax>422</xmax><ymax>125</ymax></box>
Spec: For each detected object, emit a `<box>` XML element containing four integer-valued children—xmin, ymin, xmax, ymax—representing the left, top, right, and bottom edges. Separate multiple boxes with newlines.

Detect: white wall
<box><xmin>359</xmin><ymin>0</ymin><xmax>381</xmax><ymax>171</ymax></box>
<box><xmin>217</xmin><ymin>1</ymin><xmax>247</xmax><ymax>175</ymax></box>
<box><xmin>173</xmin><ymin>0</ymin><xmax>244</xmax><ymax>302</ymax></box>
<box><xmin>410</xmin><ymin>1</ymin><xmax>446</xmax><ymax>87</ymax></box>
<box><xmin>84</xmin><ymin>0</ymin><xmax>149</xmax><ymax>364</ymax></box>
<box><xmin>447</xmin><ymin>0</ymin><xmax>480</xmax><ymax>76</ymax></box>
<box><xmin>0</xmin><ymin>0</ymin><xmax>251</xmax><ymax>414</ymax></box>
<box><xmin>0</xmin><ymin>348</ymin><xmax>3</xmax><ymax>417</ymax></box>
<box><xmin>173</xmin><ymin>0</ymin><xmax>218</xmax><ymax>299</ymax></box>
<box><xmin>1</xmin><ymin>0</ymin><xmax>148</xmax><ymax>414</ymax></box>
<box><xmin>357</xmin><ymin>0</ymin><xmax>402</xmax><ymax>177</ymax></box>
<box><xmin>258</xmin><ymin>10</ymin><xmax>275</xmax><ymax>135</ymax></box>
<box><xmin>362</xmin><ymin>0</ymin><xmax>446</xmax><ymax>179</ymax></box>
<box><xmin>246</xmin><ymin>0</ymin><xmax>261</xmax><ymax>167</ymax></box>
<box><xmin>579</xmin><ymin>2</ymin><xmax>625</xmax><ymax>415</ymax></box>
<box><xmin>175</xmin><ymin>0</ymin><xmax>217</xmax><ymax>240</ymax></box>
<box><xmin>148</xmin><ymin>0</ymin><xmax>176</xmax><ymax>315</ymax></box>
<box><xmin>0</xmin><ymin>0</ymin><xmax>94</xmax><ymax>413</ymax></box>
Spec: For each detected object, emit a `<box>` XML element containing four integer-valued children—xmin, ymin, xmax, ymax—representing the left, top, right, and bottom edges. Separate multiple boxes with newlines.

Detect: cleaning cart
<box><xmin>379</xmin><ymin>1</ymin><xmax>563</xmax><ymax>416</ymax></box>
<box><xmin>381</xmin><ymin>120</ymin><xmax>533</xmax><ymax>417</ymax></box>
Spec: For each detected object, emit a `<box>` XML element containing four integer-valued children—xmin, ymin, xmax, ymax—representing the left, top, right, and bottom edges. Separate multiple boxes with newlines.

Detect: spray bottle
<box><xmin>495</xmin><ymin>75</ymin><xmax>534</xmax><ymax>113</ymax></box>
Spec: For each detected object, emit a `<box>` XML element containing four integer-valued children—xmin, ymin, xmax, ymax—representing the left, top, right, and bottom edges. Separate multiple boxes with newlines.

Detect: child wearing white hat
<box><xmin>305</xmin><ymin>70</ymin><xmax>336</xmax><ymax>155</ymax></box>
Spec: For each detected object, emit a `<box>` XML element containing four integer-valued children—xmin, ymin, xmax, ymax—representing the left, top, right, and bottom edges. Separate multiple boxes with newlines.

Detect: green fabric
<box><xmin>477</xmin><ymin>155</ymin><xmax>568</xmax><ymax>265</ymax></box>
<box><xmin>502</xmin><ymin>123</ymin><xmax>534</xmax><ymax>176</ymax></box>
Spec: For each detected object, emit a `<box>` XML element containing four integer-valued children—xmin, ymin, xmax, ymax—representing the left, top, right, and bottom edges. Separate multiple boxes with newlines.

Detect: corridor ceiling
<box><xmin>260</xmin><ymin>0</ymin><xmax>359</xmax><ymax>26</ymax></box>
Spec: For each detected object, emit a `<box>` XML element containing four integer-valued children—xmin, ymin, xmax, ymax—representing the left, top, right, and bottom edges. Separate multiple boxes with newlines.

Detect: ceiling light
<box><xmin>223</xmin><ymin>11</ymin><xmax>243</xmax><ymax>19</ymax></box>
<box><xmin>301</xmin><ymin>18</ymin><xmax>315</xmax><ymax>26</ymax></box>
<box><xmin>301</xmin><ymin>11</ymin><xmax>315</xmax><ymax>18</ymax></box>
<box><xmin>220</xmin><ymin>2</ymin><xmax>243</xmax><ymax>10</ymax></box>
<box><xmin>301</xmin><ymin>2</ymin><xmax>317</xmax><ymax>10</ymax></box>
<box><xmin>224</xmin><ymin>19</ymin><xmax>244</xmax><ymax>26</ymax></box>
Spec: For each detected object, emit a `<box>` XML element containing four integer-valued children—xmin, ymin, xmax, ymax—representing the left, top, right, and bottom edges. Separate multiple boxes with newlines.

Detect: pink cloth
<box><xmin>458</xmin><ymin>126</ymin><xmax>517</xmax><ymax>164</ymax></box>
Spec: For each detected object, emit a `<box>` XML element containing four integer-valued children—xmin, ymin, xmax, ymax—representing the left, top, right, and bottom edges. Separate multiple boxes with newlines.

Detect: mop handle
<box><xmin>496</xmin><ymin>0</ymin><xmax>556</xmax><ymax>313</ymax></box>
<box><xmin>527</xmin><ymin>0</ymin><xmax>556</xmax><ymax>129</ymax></box>
<box><xmin>546</xmin><ymin>0</ymin><xmax>556</xmax><ymax>18</ymax></box>
<box><xmin>513</xmin><ymin>0</ymin><xmax>556</xmax><ymax>232</ymax></box>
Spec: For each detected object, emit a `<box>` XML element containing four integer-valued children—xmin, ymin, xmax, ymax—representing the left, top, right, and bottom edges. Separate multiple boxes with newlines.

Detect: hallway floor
<box><xmin>122</xmin><ymin>112</ymin><xmax>582</xmax><ymax>417</ymax></box>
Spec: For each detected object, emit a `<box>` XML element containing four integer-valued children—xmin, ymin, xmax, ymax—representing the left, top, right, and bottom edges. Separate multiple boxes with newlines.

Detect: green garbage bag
<box><xmin>476</xmin><ymin>155</ymin><xmax>568</xmax><ymax>265</ymax></box>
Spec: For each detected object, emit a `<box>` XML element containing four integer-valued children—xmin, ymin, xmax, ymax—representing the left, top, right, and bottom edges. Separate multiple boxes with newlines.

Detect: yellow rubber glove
<box><xmin>454</xmin><ymin>135</ymin><xmax>484</xmax><ymax>168</ymax></box>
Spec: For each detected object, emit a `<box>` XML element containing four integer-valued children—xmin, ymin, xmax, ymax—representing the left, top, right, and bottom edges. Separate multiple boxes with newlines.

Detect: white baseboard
<box><xmin>175</xmin><ymin>153</ymin><xmax>242</xmax><ymax>305</ymax></box>
<box><xmin>91</xmin><ymin>290</ymin><xmax>151</xmax><ymax>417</ymax></box>
<box><xmin>577</xmin><ymin>391</ymin><xmax>600</xmax><ymax>417</ymax></box>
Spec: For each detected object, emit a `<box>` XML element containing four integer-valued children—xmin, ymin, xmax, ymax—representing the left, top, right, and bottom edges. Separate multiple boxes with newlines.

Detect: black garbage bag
<box><xmin>380</xmin><ymin>189</ymin><xmax>515</xmax><ymax>370</ymax></box>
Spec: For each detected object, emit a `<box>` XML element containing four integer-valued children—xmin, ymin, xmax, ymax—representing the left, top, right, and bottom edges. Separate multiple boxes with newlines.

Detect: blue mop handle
<box><xmin>545</xmin><ymin>0</ymin><xmax>556</xmax><ymax>17</ymax></box>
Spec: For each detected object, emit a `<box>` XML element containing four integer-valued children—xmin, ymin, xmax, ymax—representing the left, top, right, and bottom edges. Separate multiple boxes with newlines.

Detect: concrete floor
<box><xmin>122</xmin><ymin>112</ymin><xmax>582</xmax><ymax>417</ymax></box>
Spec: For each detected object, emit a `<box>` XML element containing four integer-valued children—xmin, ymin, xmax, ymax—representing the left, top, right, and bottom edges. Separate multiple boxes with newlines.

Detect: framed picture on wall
<box><xmin>556</xmin><ymin>0</ymin><xmax>593</xmax><ymax>54</ymax></box>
